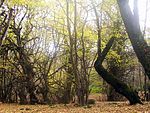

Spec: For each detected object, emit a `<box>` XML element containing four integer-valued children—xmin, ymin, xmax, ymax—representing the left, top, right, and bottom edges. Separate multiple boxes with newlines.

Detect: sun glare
<box><xmin>129</xmin><ymin>0</ymin><xmax>150</xmax><ymax>30</ymax></box>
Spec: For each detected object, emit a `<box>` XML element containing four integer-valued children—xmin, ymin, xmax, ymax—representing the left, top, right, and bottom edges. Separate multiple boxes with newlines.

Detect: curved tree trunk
<box><xmin>94</xmin><ymin>62</ymin><xmax>142</xmax><ymax>105</ymax></box>
<box><xmin>94</xmin><ymin>37</ymin><xmax>143</xmax><ymax>105</ymax></box>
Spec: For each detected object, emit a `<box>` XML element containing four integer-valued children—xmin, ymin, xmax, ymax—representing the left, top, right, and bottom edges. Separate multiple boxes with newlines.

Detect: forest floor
<box><xmin>0</xmin><ymin>102</ymin><xmax>150</xmax><ymax>113</ymax></box>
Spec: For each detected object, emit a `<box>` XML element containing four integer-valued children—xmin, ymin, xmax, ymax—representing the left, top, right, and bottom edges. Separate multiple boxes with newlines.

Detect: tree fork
<box><xmin>94</xmin><ymin>37</ymin><xmax>143</xmax><ymax>105</ymax></box>
<box><xmin>117</xmin><ymin>0</ymin><xmax>150</xmax><ymax>80</ymax></box>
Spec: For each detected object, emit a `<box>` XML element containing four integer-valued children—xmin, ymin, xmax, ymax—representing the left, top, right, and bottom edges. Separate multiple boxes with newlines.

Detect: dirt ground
<box><xmin>0</xmin><ymin>102</ymin><xmax>150</xmax><ymax>113</ymax></box>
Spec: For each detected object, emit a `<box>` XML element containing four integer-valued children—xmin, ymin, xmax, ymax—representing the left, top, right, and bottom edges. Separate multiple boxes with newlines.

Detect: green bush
<box><xmin>90</xmin><ymin>85</ymin><xmax>103</xmax><ymax>93</ymax></box>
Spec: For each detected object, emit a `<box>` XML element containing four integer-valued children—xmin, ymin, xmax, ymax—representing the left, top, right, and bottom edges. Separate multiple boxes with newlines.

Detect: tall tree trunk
<box><xmin>117</xmin><ymin>0</ymin><xmax>150</xmax><ymax>80</ymax></box>
<box><xmin>66</xmin><ymin>0</ymin><xmax>86</xmax><ymax>106</ymax></box>
<box><xmin>0</xmin><ymin>8</ymin><xmax>13</xmax><ymax>46</ymax></box>
<box><xmin>17</xmin><ymin>47</ymin><xmax>38</xmax><ymax>104</ymax></box>
<box><xmin>18</xmin><ymin>78</ymin><xmax>28</xmax><ymax>104</ymax></box>
<box><xmin>61</xmin><ymin>79</ymin><xmax>72</xmax><ymax>104</ymax></box>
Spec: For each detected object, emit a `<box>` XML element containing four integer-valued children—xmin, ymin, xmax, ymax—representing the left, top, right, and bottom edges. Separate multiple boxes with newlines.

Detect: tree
<box><xmin>117</xmin><ymin>0</ymin><xmax>150</xmax><ymax>80</ymax></box>
<box><xmin>93</xmin><ymin>0</ymin><xmax>142</xmax><ymax>105</ymax></box>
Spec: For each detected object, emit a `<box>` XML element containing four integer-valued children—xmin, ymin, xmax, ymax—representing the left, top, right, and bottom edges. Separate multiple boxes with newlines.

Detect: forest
<box><xmin>0</xmin><ymin>0</ymin><xmax>150</xmax><ymax>112</ymax></box>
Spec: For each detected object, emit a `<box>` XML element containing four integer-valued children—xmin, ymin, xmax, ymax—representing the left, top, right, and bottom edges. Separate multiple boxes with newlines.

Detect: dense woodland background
<box><xmin>0</xmin><ymin>0</ymin><xmax>150</xmax><ymax>106</ymax></box>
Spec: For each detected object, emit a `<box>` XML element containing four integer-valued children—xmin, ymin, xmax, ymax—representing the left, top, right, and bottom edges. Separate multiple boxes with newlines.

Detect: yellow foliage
<box><xmin>7</xmin><ymin>0</ymin><xmax>50</xmax><ymax>8</ymax></box>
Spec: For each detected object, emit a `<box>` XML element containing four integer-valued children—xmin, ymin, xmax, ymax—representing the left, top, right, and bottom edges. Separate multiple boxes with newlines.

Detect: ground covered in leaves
<box><xmin>0</xmin><ymin>102</ymin><xmax>150</xmax><ymax>113</ymax></box>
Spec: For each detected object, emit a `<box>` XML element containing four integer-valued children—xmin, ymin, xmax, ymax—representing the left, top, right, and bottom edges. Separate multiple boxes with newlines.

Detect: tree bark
<box><xmin>94</xmin><ymin>37</ymin><xmax>143</xmax><ymax>104</ymax></box>
<box><xmin>94</xmin><ymin>63</ymin><xmax>142</xmax><ymax>105</ymax></box>
<box><xmin>0</xmin><ymin>8</ymin><xmax>13</xmax><ymax>46</ymax></box>
<box><xmin>117</xmin><ymin>0</ymin><xmax>150</xmax><ymax>80</ymax></box>
<box><xmin>17</xmin><ymin>47</ymin><xmax>38</xmax><ymax>104</ymax></box>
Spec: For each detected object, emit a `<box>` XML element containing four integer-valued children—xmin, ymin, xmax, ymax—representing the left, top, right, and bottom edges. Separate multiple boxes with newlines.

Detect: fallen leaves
<box><xmin>0</xmin><ymin>102</ymin><xmax>149</xmax><ymax>113</ymax></box>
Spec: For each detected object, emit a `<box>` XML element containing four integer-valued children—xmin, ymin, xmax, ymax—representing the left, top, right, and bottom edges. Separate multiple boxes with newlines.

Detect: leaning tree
<box><xmin>117</xmin><ymin>0</ymin><xmax>150</xmax><ymax>80</ymax></box>
<box><xmin>93</xmin><ymin>0</ymin><xmax>142</xmax><ymax>105</ymax></box>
